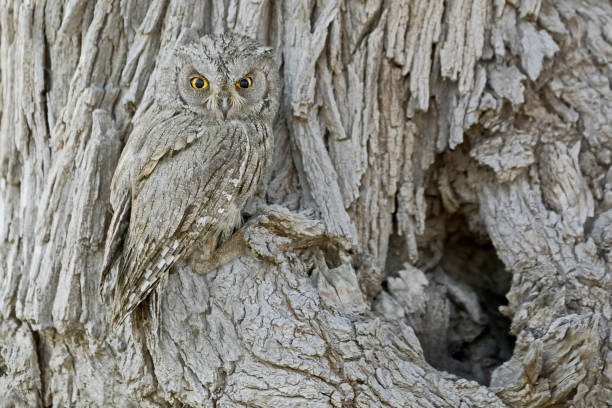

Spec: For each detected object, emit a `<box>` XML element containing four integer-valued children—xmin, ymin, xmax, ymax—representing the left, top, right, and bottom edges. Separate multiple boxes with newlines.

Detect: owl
<box><xmin>100</xmin><ymin>30</ymin><xmax>280</xmax><ymax>329</ymax></box>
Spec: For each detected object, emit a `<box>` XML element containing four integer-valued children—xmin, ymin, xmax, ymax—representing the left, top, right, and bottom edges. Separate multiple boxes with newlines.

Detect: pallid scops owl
<box><xmin>100</xmin><ymin>31</ymin><xmax>280</xmax><ymax>329</ymax></box>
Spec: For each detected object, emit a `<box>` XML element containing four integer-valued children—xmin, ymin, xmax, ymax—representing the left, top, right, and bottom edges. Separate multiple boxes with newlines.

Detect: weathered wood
<box><xmin>0</xmin><ymin>0</ymin><xmax>610</xmax><ymax>406</ymax></box>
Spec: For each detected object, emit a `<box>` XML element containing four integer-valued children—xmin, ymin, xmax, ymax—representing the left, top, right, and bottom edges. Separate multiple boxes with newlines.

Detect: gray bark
<box><xmin>0</xmin><ymin>0</ymin><xmax>610</xmax><ymax>407</ymax></box>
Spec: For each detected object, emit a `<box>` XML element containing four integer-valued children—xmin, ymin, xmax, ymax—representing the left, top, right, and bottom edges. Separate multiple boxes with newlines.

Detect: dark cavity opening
<box><xmin>382</xmin><ymin>215</ymin><xmax>515</xmax><ymax>386</ymax></box>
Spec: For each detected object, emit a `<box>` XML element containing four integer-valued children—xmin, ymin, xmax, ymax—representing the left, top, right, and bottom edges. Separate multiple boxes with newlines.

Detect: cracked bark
<box><xmin>0</xmin><ymin>0</ymin><xmax>610</xmax><ymax>407</ymax></box>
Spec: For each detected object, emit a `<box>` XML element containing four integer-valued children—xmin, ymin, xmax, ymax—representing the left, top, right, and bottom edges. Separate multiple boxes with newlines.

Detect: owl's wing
<box><xmin>108</xmin><ymin>123</ymin><xmax>250</xmax><ymax>329</ymax></box>
<box><xmin>100</xmin><ymin>109</ymin><xmax>196</xmax><ymax>299</ymax></box>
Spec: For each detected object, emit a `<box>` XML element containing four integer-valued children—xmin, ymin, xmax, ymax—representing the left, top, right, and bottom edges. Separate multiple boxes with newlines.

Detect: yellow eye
<box><xmin>235</xmin><ymin>77</ymin><xmax>252</xmax><ymax>89</ymax></box>
<box><xmin>190</xmin><ymin>77</ymin><xmax>208</xmax><ymax>89</ymax></box>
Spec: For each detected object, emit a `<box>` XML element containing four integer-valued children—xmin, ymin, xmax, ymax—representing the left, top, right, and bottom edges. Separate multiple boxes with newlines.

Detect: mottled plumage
<box><xmin>100</xmin><ymin>30</ymin><xmax>280</xmax><ymax>329</ymax></box>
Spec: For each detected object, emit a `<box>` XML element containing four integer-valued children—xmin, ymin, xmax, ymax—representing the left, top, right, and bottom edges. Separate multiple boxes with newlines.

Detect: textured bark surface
<box><xmin>0</xmin><ymin>0</ymin><xmax>610</xmax><ymax>407</ymax></box>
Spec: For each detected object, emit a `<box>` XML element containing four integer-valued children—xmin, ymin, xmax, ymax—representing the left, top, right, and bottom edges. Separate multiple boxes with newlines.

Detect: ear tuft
<box><xmin>256</xmin><ymin>46</ymin><xmax>273</xmax><ymax>57</ymax></box>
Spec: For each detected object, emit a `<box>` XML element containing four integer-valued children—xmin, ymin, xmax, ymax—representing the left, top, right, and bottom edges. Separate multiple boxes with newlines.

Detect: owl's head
<box><xmin>158</xmin><ymin>30</ymin><xmax>280</xmax><ymax>122</ymax></box>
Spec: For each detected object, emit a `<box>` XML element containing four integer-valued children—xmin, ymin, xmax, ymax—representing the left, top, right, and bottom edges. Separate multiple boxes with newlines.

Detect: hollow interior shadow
<box><xmin>384</xmin><ymin>217</ymin><xmax>515</xmax><ymax>386</ymax></box>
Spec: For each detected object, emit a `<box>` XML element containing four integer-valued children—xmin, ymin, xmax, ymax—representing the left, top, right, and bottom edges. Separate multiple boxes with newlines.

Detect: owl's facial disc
<box><xmin>169</xmin><ymin>34</ymin><xmax>276</xmax><ymax>120</ymax></box>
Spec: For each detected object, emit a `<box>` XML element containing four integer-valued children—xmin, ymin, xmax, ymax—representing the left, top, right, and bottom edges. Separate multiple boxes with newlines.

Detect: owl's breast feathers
<box><xmin>101</xmin><ymin>109</ymin><xmax>272</xmax><ymax>329</ymax></box>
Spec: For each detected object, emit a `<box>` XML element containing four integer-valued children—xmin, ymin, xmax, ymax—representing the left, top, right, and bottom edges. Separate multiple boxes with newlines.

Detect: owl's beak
<box><xmin>217</xmin><ymin>92</ymin><xmax>230</xmax><ymax>119</ymax></box>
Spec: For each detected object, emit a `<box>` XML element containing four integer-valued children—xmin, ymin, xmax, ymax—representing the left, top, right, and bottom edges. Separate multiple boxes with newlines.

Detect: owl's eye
<box><xmin>236</xmin><ymin>77</ymin><xmax>252</xmax><ymax>89</ymax></box>
<box><xmin>190</xmin><ymin>77</ymin><xmax>208</xmax><ymax>89</ymax></box>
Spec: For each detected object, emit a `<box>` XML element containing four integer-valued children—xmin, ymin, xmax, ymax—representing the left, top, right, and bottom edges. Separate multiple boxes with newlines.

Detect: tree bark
<box><xmin>0</xmin><ymin>0</ymin><xmax>610</xmax><ymax>407</ymax></box>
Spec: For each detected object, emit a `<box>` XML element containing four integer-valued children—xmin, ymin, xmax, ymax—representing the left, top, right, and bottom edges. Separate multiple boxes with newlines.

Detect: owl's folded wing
<box><xmin>100</xmin><ymin>110</ymin><xmax>200</xmax><ymax>313</ymax></box>
<box><xmin>108</xmin><ymin>124</ymin><xmax>246</xmax><ymax>329</ymax></box>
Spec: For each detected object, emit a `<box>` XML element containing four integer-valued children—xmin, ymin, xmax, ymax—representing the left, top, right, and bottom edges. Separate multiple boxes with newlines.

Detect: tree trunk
<box><xmin>1</xmin><ymin>0</ymin><xmax>610</xmax><ymax>407</ymax></box>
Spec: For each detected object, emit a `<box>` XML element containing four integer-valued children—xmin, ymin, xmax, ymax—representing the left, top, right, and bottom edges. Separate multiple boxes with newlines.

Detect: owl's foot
<box><xmin>189</xmin><ymin>229</ymin><xmax>248</xmax><ymax>274</ymax></box>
